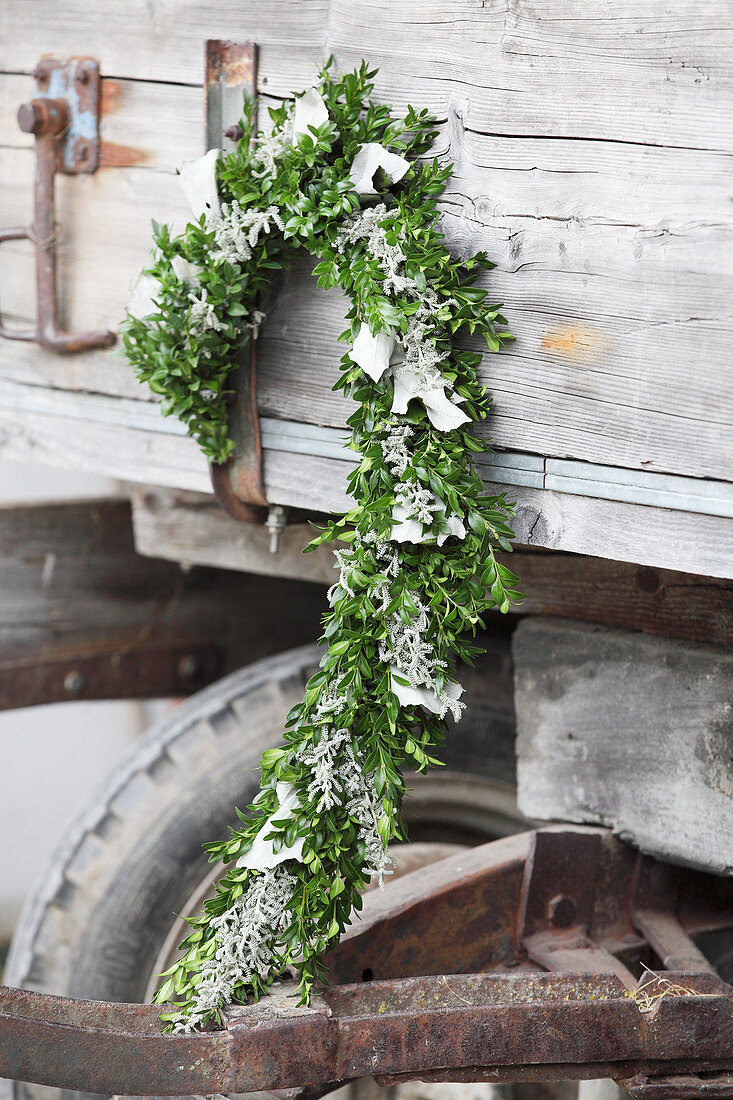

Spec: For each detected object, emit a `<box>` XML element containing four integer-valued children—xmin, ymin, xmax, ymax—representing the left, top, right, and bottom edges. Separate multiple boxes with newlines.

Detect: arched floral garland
<box><xmin>123</xmin><ymin>62</ymin><xmax>520</xmax><ymax>1031</ymax></box>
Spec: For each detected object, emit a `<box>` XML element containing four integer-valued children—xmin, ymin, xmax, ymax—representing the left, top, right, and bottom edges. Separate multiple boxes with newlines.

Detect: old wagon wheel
<box><xmin>2</xmin><ymin>643</ymin><xmax>563</xmax><ymax>1100</ymax></box>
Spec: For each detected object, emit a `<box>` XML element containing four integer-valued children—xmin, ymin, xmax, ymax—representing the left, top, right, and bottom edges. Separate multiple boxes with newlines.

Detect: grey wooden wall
<box><xmin>1</xmin><ymin>2</ymin><xmax>731</xmax><ymax>574</ymax></box>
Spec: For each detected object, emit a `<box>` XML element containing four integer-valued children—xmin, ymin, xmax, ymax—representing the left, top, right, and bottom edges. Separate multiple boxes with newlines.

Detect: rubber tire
<box><xmin>1</xmin><ymin>642</ymin><xmax>521</xmax><ymax>1100</ymax></box>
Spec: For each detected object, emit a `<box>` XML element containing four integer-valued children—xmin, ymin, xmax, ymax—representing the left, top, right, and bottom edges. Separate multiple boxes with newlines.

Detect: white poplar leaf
<box><xmin>170</xmin><ymin>255</ymin><xmax>201</xmax><ymax>285</ymax></box>
<box><xmin>351</xmin><ymin>323</ymin><xmax>396</xmax><ymax>381</ymax></box>
<box><xmin>390</xmin><ymin>494</ymin><xmax>467</xmax><ymax>545</ymax></box>
<box><xmin>126</xmin><ymin>273</ymin><xmax>160</xmax><ymax>320</ymax></box>
<box><xmin>349</xmin><ymin>142</ymin><xmax>410</xmax><ymax>197</ymax></box>
<box><xmin>389</xmin><ymin>497</ymin><xmax>426</xmax><ymax>543</ymax></box>
<box><xmin>391</xmin><ymin>365</ymin><xmax>472</xmax><ymax>432</ymax></box>
<box><xmin>293</xmin><ymin>87</ymin><xmax>329</xmax><ymax>138</ymax></box>
<box><xmin>389</xmin><ymin>670</ymin><xmax>464</xmax><ymax>716</ymax></box>
<box><xmin>179</xmin><ymin>149</ymin><xmax>221</xmax><ymax>221</ymax></box>
<box><xmin>236</xmin><ymin>781</ymin><xmax>305</xmax><ymax>871</ymax></box>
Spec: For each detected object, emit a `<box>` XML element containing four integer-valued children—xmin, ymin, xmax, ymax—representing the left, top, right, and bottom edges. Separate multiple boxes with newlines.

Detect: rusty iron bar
<box><xmin>204</xmin><ymin>40</ymin><xmax>271</xmax><ymax>522</ymax></box>
<box><xmin>1</xmin><ymin>828</ymin><xmax>731</xmax><ymax>1096</ymax></box>
<box><xmin>0</xmin><ymin>57</ymin><xmax>116</xmax><ymax>352</ymax></box>
<box><xmin>0</xmin><ymin>638</ymin><xmax>222</xmax><ymax>710</ymax></box>
<box><xmin>621</xmin><ymin>1071</ymin><xmax>733</xmax><ymax>1098</ymax></box>
<box><xmin>1</xmin><ymin>971</ymin><xmax>732</xmax><ymax>1095</ymax></box>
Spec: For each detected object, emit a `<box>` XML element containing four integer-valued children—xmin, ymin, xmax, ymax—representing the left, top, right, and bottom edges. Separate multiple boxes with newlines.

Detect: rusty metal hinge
<box><xmin>0</xmin><ymin>58</ymin><xmax>116</xmax><ymax>352</ymax></box>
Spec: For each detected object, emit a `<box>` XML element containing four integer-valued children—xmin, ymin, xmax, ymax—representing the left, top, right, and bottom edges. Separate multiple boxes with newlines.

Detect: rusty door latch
<box><xmin>0</xmin><ymin>57</ymin><xmax>116</xmax><ymax>352</ymax></box>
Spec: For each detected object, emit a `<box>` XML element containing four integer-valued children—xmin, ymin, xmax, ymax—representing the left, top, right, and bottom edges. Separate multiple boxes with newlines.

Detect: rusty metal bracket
<box><xmin>209</xmin><ymin>333</ymin><xmax>269</xmax><ymax>522</ymax></box>
<box><xmin>204</xmin><ymin>40</ymin><xmax>270</xmax><ymax>523</ymax></box>
<box><xmin>0</xmin><ymin>57</ymin><xmax>116</xmax><ymax>352</ymax></box>
<box><xmin>0</xmin><ymin>637</ymin><xmax>222</xmax><ymax>710</ymax></box>
<box><xmin>1</xmin><ymin>827</ymin><xmax>732</xmax><ymax>1096</ymax></box>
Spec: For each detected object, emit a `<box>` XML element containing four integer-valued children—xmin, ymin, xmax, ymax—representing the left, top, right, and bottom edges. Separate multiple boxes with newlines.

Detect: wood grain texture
<box><xmin>1</xmin><ymin>379</ymin><xmax>731</xmax><ymax>576</ymax></box>
<box><xmin>3</xmin><ymin>0</ymin><xmax>731</xmax><ymax>149</ymax></box>
<box><xmin>131</xmin><ymin>486</ymin><xmax>733</xmax><ymax>646</ymax></box>
<box><xmin>1</xmin><ymin>0</ymin><xmax>732</xmax><ymax>571</ymax></box>
<box><xmin>2</xmin><ymin>135</ymin><xmax>730</xmax><ymax>476</ymax></box>
<box><xmin>514</xmin><ymin>618</ymin><xmax>733</xmax><ymax>875</ymax></box>
<box><xmin>0</xmin><ymin>497</ymin><xmax>326</xmax><ymax>672</ymax></box>
<box><xmin>130</xmin><ymin>486</ymin><xmax>339</xmax><ymax>584</ymax></box>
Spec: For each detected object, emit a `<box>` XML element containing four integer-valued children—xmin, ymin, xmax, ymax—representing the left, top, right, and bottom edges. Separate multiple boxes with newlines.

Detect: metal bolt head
<box><xmin>224</xmin><ymin>123</ymin><xmax>244</xmax><ymax>142</ymax></box>
<box><xmin>17</xmin><ymin>101</ymin><xmax>43</xmax><ymax>135</ymax></box>
<box><xmin>63</xmin><ymin>670</ymin><xmax>86</xmax><ymax>696</ymax></box>
<box><xmin>547</xmin><ymin>894</ymin><xmax>577</xmax><ymax>929</ymax></box>
<box><xmin>17</xmin><ymin>97</ymin><xmax>69</xmax><ymax>137</ymax></box>
<box><xmin>178</xmin><ymin>655</ymin><xmax>201</xmax><ymax>681</ymax></box>
<box><xmin>34</xmin><ymin>62</ymin><xmax>51</xmax><ymax>86</ymax></box>
<box><xmin>265</xmin><ymin>505</ymin><xmax>288</xmax><ymax>555</ymax></box>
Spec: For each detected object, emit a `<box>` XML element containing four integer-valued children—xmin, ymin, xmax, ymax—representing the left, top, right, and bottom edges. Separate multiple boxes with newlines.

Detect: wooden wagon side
<box><xmin>1</xmin><ymin>1</ymin><xmax>731</xmax><ymax>577</ymax></box>
<box><xmin>0</xmin><ymin>5</ymin><xmax>732</xmax><ymax>1098</ymax></box>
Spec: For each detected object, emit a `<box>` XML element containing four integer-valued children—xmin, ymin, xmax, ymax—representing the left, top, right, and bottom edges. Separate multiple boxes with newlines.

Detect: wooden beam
<box><xmin>131</xmin><ymin>487</ymin><xmax>733</xmax><ymax>646</ymax></box>
<box><xmin>0</xmin><ymin>498</ymin><xmax>326</xmax><ymax>708</ymax></box>
<box><xmin>513</xmin><ymin>618</ymin><xmax>733</xmax><ymax>875</ymax></box>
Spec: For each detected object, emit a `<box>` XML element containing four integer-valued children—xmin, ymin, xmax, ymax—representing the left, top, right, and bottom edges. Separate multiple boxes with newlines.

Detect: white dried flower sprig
<box><xmin>210</xmin><ymin>203</ymin><xmax>284</xmax><ymax>265</ymax></box>
<box><xmin>174</xmin><ymin>866</ymin><xmax>295</xmax><ymax>1033</ymax></box>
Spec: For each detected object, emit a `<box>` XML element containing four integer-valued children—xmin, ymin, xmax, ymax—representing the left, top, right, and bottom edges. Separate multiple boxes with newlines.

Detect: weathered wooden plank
<box><xmin>131</xmin><ymin>487</ymin><xmax>733</xmax><ymax>647</ymax></box>
<box><xmin>0</xmin><ymin>497</ymin><xmax>326</xmax><ymax>699</ymax></box>
<box><xmin>130</xmin><ymin>486</ymin><xmax>338</xmax><ymax>584</ymax></box>
<box><xmin>242</xmin><ymin>454</ymin><xmax>733</xmax><ymax>580</ymax></box>
<box><xmin>1</xmin><ymin>127</ymin><xmax>731</xmax><ymax>478</ymax></box>
<box><xmin>513</xmin><ymin>618</ymin><xmax>733</xmax><ymax>875</ymax></box>
<box><xmin>498</xmin><ymin>481</ymin><xmax>733</xmax><ymax>581</ymax></box>
<box><xmin>1</xmin><ymin>387</ymin><xmax>732</xmax><ymax>576</ymax></box>
<box><xmin>0</xmin><ymin>402</ymin><xmax>211</xmax><ymax>491</ymax></box>
<box><xmin>3</xmin><ymin>0</ymin><xmax>732</xmax><ymax>150</ymax></box>
<box><xmin>543</xmin><ymin>459</ymin><xmax>733</xmax><ymax>519</ymax></box>
<box><xmin>0</xmin><ymin>73</ymin><xmax>202</xmax><ymax>169</ymax></box>
<box><xmin>11</xmin><ymin>381</ymin><xmax>733</xmax><ymax>522</ymax></box>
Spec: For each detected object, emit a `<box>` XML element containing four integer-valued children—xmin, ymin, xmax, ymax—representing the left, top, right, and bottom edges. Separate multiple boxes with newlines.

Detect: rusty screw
<box><xmin>224</xmin><ymin>123</ymin><xmax>244</xmax><ymax>143</ymax></box>
<box><xmin>75</xmin><ymin>65</ymin><xmax>91</xmax><ymax>87</ymax></box>
<box><xmin>63</xmin><ymin>670</ymin><xmax>86</xmax><ymax>697</ymax></box>
<box><xmin>547</xmin><ymin>895</ymin><xmax>577</xmax><ymax>929</ymax></box>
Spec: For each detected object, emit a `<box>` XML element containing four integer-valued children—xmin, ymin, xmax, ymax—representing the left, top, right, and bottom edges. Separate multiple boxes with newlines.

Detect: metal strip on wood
<box><xmin>204</xmin><ymin>40</ymin><xmax>269</xmax><ymax>521</ymax></box>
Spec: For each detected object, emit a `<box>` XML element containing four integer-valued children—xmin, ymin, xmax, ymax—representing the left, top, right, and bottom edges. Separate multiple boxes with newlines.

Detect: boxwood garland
<box><xmin>122</xmin><ymin>61</ymin><xmax>521</xmax><ymax>1031</ymax></box>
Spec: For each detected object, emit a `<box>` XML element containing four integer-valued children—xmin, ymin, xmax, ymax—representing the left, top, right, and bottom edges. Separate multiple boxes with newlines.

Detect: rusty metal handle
<box><xmin>0</xmin><ymin>227</ymin><xmax>36</xmax><ymax>342</ymax></box>
<box><xmin>0</xmin><ymin>59</ymin><xmax>116</xmax><ymax>354</ymax></box>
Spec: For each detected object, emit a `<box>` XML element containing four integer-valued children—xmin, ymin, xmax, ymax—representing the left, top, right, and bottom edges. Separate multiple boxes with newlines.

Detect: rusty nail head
<box><xmin>75</xmin><ymin>66</ymin><xmax>90</xmax><ymax>86</ymax></box>
<box><xmin>548</xmin><ymin>895</ymin><xmax>577</xmax><ymax>928</ymax></box>
<box><xmin>63</xmin><ymin>670</ymin><xmax>85</xmax><ymax>696</ymax></box>
<box><xmin>34</xmin><ymin>63</ymin><xmax>51</xmax><ymax>84</ymax></box>
<box><xmin>224</xmin><ymin>124</ymin><xmax>244</xmax><ymax>142</ymax></box>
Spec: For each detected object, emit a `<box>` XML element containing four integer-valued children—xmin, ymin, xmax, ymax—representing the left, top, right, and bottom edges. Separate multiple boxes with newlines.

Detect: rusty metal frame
<box><xmin>1</xmin><ymin>827</ymin><xmax>731</xmax><ymax>1097</ymax></box>
<box><xmin>0</xmin><ymin>58</ymin><xmax>116</xmax><ymax>352</ymax></box>
<box><xmin>0</xmin><ymin>637</ymin><xmax>221</xmax><ymax>710</ymax></box>
<box><xmin>204</xmin><ymin>40</ymin><xmax>269</xmax><ymax>523</ymax></box>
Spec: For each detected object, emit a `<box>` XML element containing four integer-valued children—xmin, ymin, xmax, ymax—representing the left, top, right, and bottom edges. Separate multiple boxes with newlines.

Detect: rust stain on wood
<box><xmin>542</xmin><ymin>324</ymin><xmax>612</xmax><ymax>363</ymax></box>
<box><xmin>100</xmin><ymin>79</ymin><xmax>123</xmax><ymax>114</ymax></box>
<box><xmin>99</xmin><ymin>142</ymin><xmax>147</xmax><ymax>167</ymax></box>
